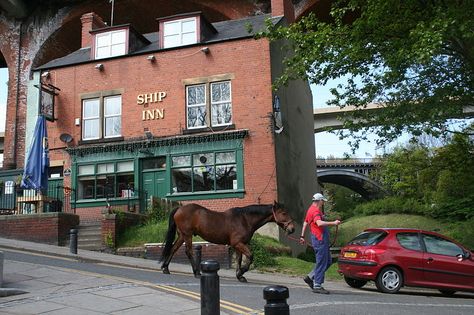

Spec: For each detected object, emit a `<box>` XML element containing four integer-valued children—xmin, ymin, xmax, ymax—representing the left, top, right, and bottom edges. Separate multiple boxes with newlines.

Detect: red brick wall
<box><xmin>146</xmin><ymin>243</ymin><xmax>232</xmax><ymax>269</ymax></box>
<box><xmin>0</xmin><ymin>213</ymin><xmax>80</xmax><ymax>245</ymax></box>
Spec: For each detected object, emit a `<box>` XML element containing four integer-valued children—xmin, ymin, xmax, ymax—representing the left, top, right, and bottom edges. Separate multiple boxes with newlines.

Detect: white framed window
<box><xmin>82</xmin><ymin>95</ymin><xmax>122</xmax><ymax>140</ymax></box>
<box><xmin>83</xmin><ymin>99</ymin><xmax>100</xmax><ymax>140</ymax></box>
<box><xmin>163</xmin><ymin>17</ymin><xmax>197</xmax><ymax>48</ymax></box>
<box><xmin>95</xmin><ymin>30</ymin><xmax>127</xmax><ymax>59</ymax></box>
<box><xmin>104</xmin><ymin>95</ymin><xmax>122</xmax><ymax>138</ymax></box>
<box><xmin>186</xmin><ymin>81</ymin><xmax>232</xmax><ymax>129</ymax></box>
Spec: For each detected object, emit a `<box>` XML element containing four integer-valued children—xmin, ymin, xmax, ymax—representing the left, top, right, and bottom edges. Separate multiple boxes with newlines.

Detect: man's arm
<box><xmin>299</xmin><ymin>221</ymin><xmax>308</xmax><ymax>244</ymax></box>
<box><xmin>316</xmin><ymin>219</ymin><xmax>341</xmax><ymax>227</ymax></box>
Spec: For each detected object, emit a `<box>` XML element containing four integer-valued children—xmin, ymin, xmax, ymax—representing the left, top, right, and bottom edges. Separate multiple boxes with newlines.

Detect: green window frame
<box><xmin>77</xmin><ymin>160</ymin><xmax>134</xmax><ymax>200</ymax></box>
<box><xmin>170</xmin><ymin>150</ymin><xmax>242</xmax><ymax>195</ymax></box>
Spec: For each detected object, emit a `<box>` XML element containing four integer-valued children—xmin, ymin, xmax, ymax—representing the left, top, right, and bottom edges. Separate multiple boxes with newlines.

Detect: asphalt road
<box><xmin>3</xmin><ymin>249</ymin><xmax>474</xmax><ymax>315</ymax></box>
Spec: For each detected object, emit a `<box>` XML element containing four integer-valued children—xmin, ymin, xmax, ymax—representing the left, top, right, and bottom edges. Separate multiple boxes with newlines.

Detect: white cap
<box><xmin>312</xmin><ymin>193</ymin><xmax>328</xmax><ymax>201</ymax></box>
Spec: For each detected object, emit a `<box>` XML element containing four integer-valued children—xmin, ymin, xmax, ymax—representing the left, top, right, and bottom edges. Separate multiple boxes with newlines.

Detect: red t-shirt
<box><xmin>304</xmin><ymin>203</ymin><xmax>324</xmax><ymax>241</ymax></box>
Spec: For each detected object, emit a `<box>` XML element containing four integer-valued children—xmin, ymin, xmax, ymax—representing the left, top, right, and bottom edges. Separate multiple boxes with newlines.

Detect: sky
<box><xmin>311</xmin><ymin>79</ymin><xmax>410</xmax><ymax>158</ymax></box>
<box><xmin>0</xmin><ymin>68</ymin><xmax>6</xmax><ymax>132</ymax></box>
<box><xmin>0</xmin><ymin>67</ymin><xmax>402</xmax><ymax>158</ymax></box>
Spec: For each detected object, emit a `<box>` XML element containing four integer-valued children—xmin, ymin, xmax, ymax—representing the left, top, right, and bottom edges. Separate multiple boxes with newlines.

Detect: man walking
<box><xmin>299</xmin><ymin>193</ymin><xmax>341</xmax><ymax>294</ymax></box>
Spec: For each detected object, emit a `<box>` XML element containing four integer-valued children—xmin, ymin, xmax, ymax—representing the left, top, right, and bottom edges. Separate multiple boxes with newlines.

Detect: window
<box><xmin>95</xmin><ymin>30</ymin><xmax>127</xmax><ymax>59</ymax></box>
<box><xmin>171</xmin><ymin>151</ymin><xmax>237</xmax><ymax>193</ymax></box>
<box><xmin>396</xmin><ymin>233</ymin><xmax>422</xmax><ymax>251</ymax></box>
<box><xmin>186</xmin><ymin>81</ymin><xmax>232</xmax><ymax>129</ymax></box>
<box><xmin>422</xmin><ymin>234</ymin><xmax>463</xmax><ymax>257</ymax></box>
<box><xmin>348</xmin><ymin>231</ymin><xmax>387</xmax><ymax>246</ymax></box>
<box><xmin>163</xmin><ymin>17</ymin><xmax>197</xmax><ymax>48</ymax></box>
<box><xmin>82</xmin><ymin>95</ymin><xmax>122</xmax><ymax>140</ymax></box>
<box><xmin>77</xmin><ymin>161</ymin><xmax>134</xmax><ymax>200</ymax></box>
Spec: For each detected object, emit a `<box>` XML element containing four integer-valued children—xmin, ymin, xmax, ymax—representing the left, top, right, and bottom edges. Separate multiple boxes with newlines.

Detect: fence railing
<box><xmin>0</xmin><ymin>183</ymin><xmax>77</xmax><ymax>215</ymax></box>
<box><xmin>0</xmin><ymin>183</ymin><xmax>175</xmax><ymax>216</ymax></box>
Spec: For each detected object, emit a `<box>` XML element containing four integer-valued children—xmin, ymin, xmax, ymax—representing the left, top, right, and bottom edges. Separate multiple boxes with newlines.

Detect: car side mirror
<box><xmin>457</xmin><ymin>251</ymin><xmax>472</xmax><ymax>261</ymax></box>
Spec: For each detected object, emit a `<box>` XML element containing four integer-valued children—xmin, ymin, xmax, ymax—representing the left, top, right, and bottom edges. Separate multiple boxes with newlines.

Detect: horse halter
<box><xmin>272</xmin><ymin>207</ymin><xmax>294</xmax><ymax>231</ymax></box>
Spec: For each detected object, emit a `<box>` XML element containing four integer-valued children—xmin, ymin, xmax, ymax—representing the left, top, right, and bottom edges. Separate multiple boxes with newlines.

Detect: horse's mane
<box><xmin>230</xmin><ymin>204</ymin><xmax>272</xmax><ymax>216</ymax></box>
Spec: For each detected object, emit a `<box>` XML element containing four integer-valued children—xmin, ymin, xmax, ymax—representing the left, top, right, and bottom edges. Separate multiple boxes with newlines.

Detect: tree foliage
<box><xmin>261</xmin><ymin>0</ymin><xmax>474</xmax><ymax>147</ymax></box>
<box><xmin>369</xmin><ymin>129</ymin><xmax>474</xmax><ymax>220</ymax></box>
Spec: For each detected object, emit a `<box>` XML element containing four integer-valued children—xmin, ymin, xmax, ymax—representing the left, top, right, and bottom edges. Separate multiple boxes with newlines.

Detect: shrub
<box><xmin>354</xmin><ymin>196</ymin><xmax>429</xmax><ymax>216</ymax></box>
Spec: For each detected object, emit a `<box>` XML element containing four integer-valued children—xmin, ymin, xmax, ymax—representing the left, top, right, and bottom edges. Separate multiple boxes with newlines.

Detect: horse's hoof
<box><xmin>194</xmin><ymin>273</ymin><xmax>201</xmax><ymax>279</ymax></box>
<box><xmin>237</xmin><ymin>276</ymin><xmax>247</xmax><ymax>283</ymax></box>
<box><xmin>162</xmin><ymin>268</ymin><xmax>170</xmax><ymax>275</ymax></box>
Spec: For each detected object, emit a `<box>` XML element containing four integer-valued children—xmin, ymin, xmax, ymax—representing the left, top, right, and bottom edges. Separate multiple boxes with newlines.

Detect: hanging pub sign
<box><xmin>38</xmin><ymin>83</ymin><xmax>60</xmax><ymax>122</ymax></box>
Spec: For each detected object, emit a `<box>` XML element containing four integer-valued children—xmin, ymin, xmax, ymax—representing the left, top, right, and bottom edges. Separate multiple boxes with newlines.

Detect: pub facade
<box><xmin>30</xmin><ymin>9</ymin><xmax>317</xmax><ymax>237</ymax></box>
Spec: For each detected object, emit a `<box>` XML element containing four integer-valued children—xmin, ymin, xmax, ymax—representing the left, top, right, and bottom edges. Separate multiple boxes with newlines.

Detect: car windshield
<box><xmin>348</xmin><ymin>231</ymin><xmax>387</xmax><ymax>246</ymax></box>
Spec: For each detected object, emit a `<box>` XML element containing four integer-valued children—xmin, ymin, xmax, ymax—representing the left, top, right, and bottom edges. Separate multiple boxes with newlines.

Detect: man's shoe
<box><xmin>303</xmin><ymin>276</ymin><xmax>313</xmax><ymax>289</ymax></box>
<box><xmin>312</xmin><ymin>286</ymin><xmax>330</xmax><ymax>294</ymax></box>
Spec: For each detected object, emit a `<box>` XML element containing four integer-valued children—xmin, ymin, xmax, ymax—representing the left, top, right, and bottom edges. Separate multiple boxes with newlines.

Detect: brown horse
<box><xmin>159</xmin><ymin>201</ymin><xmax>295</xmax><ymax>282</ymax></box>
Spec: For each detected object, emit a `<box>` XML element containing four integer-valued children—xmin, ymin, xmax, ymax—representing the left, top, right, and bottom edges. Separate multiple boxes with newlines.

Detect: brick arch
<box><xmin>294</xmin><ymin>0</ymin><xmax>331</xmax><ymax>21</ymax></box>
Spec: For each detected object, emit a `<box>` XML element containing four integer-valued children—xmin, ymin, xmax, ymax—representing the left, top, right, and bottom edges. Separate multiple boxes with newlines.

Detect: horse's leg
<box><xmin>183</xmin><ymin>235</ymin><xmax>200</xmax><ymax>278</ymax></box>
<box><xmin>161</xmin><ymin>234</ymin><xmax>184</xmax><ymax>274</ymax></box>
<box><xmin>234</xmin><ymin>243</ymin><xmax>253</xmax><ymax>283</ymax></box>
<box><xmin>235</xmin><ymin>251</ymin><xmax>243</xmax><ymax>280</ymax></box>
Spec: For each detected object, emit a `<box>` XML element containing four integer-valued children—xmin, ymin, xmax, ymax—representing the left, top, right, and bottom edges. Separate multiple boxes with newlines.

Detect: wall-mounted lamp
<box><xmin>200</xmin><ymin>47</ymin><xmax>210</xmax><ymax>54</ymax></box>
<box><xmin>95</xmin><ymin>63</ymin><xmax>104</xmax><ymax>71</ymax></box>
<box><xmin>145</xmin><ymin>130</ymin><xmax>153</xmax><ymax>140</ymax></box>
<box><xmin>146</xmin><ymin>55</ymin><xmax>156</xmax><ymax>62</ymax></box>
<box><xmin>41</xmin><ymin>71</ymin><xmax>50</xmax><ymax>78</ymax></box>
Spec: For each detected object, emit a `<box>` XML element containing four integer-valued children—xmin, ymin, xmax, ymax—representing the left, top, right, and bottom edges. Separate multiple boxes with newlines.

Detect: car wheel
<box><xmin>344</xmin><ymin>276</ymin><xmax>367</xmax><ymax>288</ymax></box>
<box><xmin>376</xmin><ymin>267</ymin><xmax>403</xmax><ymax>293</ymax></box>
<box><xmin>439</xmin><ymin>289</ymin><xmax>456</xmax><ymax>296</ymax></box>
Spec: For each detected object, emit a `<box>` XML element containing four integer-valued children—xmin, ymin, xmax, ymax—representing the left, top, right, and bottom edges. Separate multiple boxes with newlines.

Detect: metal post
<box><xmin>0</xmin><ymin>251</ymin><xmax>4</xmax><ymax>287</ymax></box>
<box><xmin>200</xmin><ymin>260</ymin><xmax>220</xmax><ymax>315</ymax></box>
<box><xmin>263</xmin><ymin>285</ymin><xmax>290</xmax><ymax>315</ymax></box>
<box><xmin>69</xmin><ymin>228</ymin><xmax>78</xmax><ymax>254</ymax></box>
<box><xmin>194</xmin><ymin>244</ymin><xmax>202</xmax><ymax>275</ymax></box>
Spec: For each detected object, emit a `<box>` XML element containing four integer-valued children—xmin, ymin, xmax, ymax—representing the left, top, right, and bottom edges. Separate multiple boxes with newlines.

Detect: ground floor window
<box><xmin>77</xmin><ymin>160</ymin><xmax>134</xmax><ymax>199</ymax></box>
<box><xmin>171</xmin><ymin>151</ymin><xmax>237</xmax><ymax>193</ymax></box>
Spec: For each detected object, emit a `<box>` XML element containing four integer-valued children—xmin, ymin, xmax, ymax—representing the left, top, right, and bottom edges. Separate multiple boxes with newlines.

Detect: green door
<box><xmin>141</xmin><ymin>157</ymin><xmax>168</xmax><ymax>205</ymax></box>
<box><xmin>142</xmin><ymin>171</ymin><xmax>167</xmax><ymax>200</ymax></box>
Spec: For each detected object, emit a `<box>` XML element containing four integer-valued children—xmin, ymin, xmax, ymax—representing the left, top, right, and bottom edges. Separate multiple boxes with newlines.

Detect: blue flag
<box><xmin>21</xmin><ymin>115</ymin><xmax>49</xmax><ymax>192</ymax></box>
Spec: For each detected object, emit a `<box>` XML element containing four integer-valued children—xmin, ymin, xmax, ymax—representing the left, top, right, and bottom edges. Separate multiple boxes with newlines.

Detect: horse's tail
<box><xmin>159</xmin><ymin>207</ymin><xmax>179</xmax><ymax>263</ymax></box>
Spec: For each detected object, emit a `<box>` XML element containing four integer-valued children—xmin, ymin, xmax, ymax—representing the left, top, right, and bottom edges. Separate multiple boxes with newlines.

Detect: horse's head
<box><xmin>272</xmin><ymin>201</ymin><xmax>295</xmax><ymax>234</ymax></box>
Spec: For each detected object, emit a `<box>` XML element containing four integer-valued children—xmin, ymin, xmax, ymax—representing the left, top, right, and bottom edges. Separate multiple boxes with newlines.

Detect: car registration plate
<box><xmin>344</xmin><ymin>252</ymin><xmax>357</xmax><ymax>258</ymax></box>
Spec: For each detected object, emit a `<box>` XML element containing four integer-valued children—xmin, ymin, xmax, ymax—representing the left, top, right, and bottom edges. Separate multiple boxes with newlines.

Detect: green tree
<box><xmin>374</xmin><ymin>145</ymin><xmax>432</xmax><ymax>199</ymax></box>
<box><xmin>261</xmin><ymin>0</ymin><xmax>474</xmax><ymax>148</ymax></box>
<box><xmin>324</xmin><ymin>183</ymin><xmax>364</xmax><ymax>219</ymax></box>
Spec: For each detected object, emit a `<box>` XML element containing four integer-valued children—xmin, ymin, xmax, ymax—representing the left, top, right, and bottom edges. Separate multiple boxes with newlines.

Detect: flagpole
<box><xmin>110</xmin><ymin>0</ymin><xmax>115</xmax><ymax>26</ymax></box>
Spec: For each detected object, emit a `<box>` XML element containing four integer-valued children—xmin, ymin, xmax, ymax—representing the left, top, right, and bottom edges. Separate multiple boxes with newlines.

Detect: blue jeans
<box><xmin>308</xmin><ymin>232</ymin><xmax>332</xmax><ymax>286</ymax></box>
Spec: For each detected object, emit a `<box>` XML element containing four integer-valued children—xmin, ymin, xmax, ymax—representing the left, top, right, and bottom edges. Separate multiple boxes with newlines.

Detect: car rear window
<box><xmin>348</xmin><ymin>231</ymin><xmax>387</xmax><ymax>246</ymax></box>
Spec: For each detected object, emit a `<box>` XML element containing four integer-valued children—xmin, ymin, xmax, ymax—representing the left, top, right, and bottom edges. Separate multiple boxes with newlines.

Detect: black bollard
<box><xmin>194</xmin><ymin>244</ymin><xmax>202</xmax><ymax>275</ymax></box>
<box><xmin>263</xmin><ymin>285</ymin><xmax>290</xmax><ymax>315</ymax></box>
<box><xmin>200</xmin><ymin>260</ymin><xmax>220</xmax><ymax>315</ymax></box>
<box><xmin>69</xmin><ymin>228</ymin><xmax>78</xmax><ymax>254</ymax></box>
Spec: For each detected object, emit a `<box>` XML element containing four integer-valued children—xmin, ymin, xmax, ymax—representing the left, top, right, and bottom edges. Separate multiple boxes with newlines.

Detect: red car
<box><xmin>338</xmin><ymin>228</ymin><xmax>474</xmax><ymax>295</ymax></box>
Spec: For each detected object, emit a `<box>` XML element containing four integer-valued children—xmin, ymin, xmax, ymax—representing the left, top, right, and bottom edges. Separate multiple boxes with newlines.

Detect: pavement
<box><xmin>0</xmin><ymin>237</ymin><xmax>327</xmax><ymax>315</ymax></box>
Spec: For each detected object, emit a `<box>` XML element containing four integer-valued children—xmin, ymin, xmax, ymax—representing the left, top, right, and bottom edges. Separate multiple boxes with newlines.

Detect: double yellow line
<box><xmin>157</xmin><ymin>284</ymin><xmax>263</xmax><ymax>315</ymax></box>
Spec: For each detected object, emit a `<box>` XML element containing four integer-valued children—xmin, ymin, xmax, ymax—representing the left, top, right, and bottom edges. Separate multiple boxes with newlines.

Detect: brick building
<box><xmin>2</xmin><ymin>0</ymin><xmax>319</xmax><ymax>241</ymax></box>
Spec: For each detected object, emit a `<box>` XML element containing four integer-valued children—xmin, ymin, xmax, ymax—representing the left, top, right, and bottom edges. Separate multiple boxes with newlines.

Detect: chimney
<box><xmin>271</xmin><ymin>0</ymin><xmax>295</xmax><ymax>23</ymax></box>
<box><xmin>80</xmin><ymin>12</ymin><xmax>107</xmax><ymax>48</ymax></box>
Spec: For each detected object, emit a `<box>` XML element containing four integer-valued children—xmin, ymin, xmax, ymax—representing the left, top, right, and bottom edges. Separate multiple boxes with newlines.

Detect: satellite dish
<box><xmin>59</xmin><ymin>133</ymin><xmax>73</xmax><ymax>143</ymax></box>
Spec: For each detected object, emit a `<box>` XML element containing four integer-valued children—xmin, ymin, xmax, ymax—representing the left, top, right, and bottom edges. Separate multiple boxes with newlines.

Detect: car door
<box><xmin>421</xmin><ymin>233</ymin><xmax>474</xmax><ymax>290</ymax></box>
<box><xmin>394</xmin><ymin>232</ymin><xmax>425</xmax><ymax>286</ymax></box>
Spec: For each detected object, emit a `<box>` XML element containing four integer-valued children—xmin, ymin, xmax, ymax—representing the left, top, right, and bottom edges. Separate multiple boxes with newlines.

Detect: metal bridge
<box><xmin>316</xmin><ymin>158</ymin><xmax>385</xmax><ymax>200</ymax></box>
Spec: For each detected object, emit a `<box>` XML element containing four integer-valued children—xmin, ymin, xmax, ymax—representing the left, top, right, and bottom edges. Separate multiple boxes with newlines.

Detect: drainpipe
<box><xmin>12</xmin><ymin>21</ymin><xmax>23</xmax><ymax>169</ymax></box>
